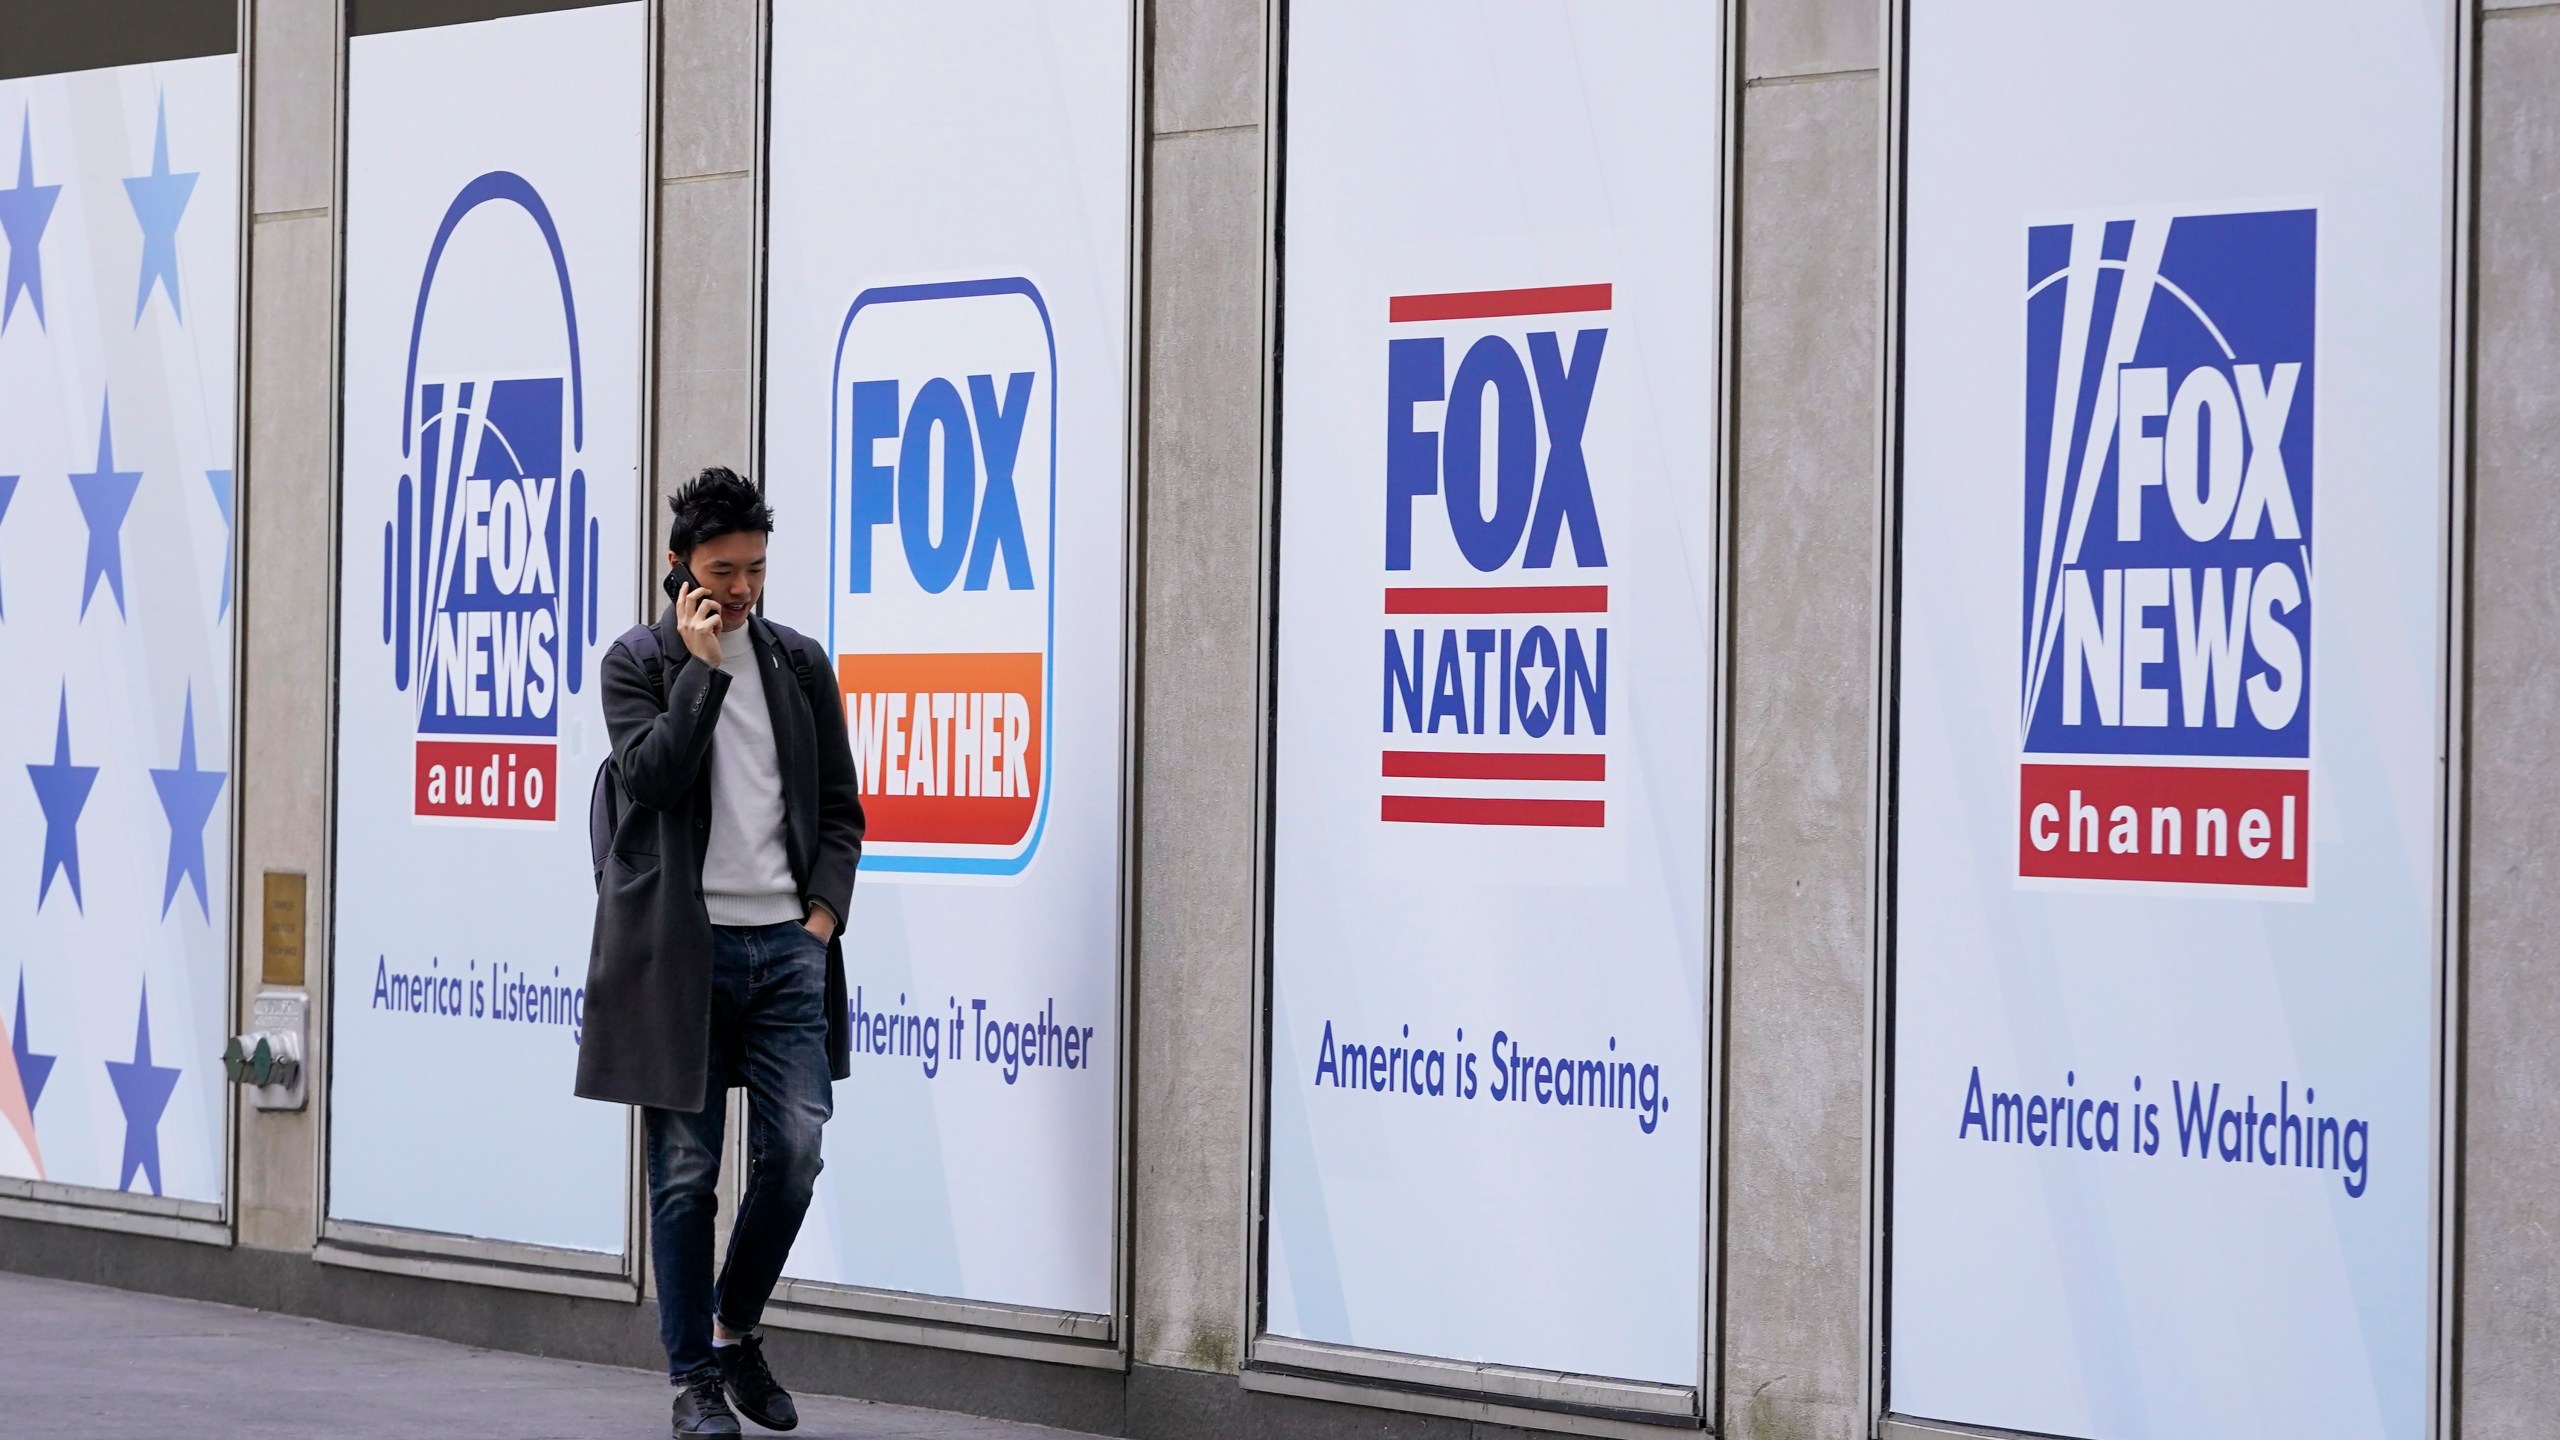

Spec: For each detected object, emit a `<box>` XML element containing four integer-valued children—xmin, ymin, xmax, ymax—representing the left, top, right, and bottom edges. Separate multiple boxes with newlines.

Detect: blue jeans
<box><xmin>645</xmin><ymin>920</ymin><xmax>834</xmax><ymax>1382</ymax></box>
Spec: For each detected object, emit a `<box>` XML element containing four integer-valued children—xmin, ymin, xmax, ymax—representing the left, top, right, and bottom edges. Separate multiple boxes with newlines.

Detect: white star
<box><xmin>1518</xmin><ymin>658</ymin><xmax>1556</xmax><ymax>717</ymax></box>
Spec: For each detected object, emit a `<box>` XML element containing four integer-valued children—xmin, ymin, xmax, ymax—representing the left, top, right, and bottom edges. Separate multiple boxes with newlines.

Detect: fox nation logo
<box><xmin>1377</xmin><ymin>284</ymin><xmax>1614</xmax><ymax>831</ymax></box>
<box><xmin>830</xmin><ymin>278</ymin><xmax>1053</xmax><ymax>876</ymax></box>
<box><xmin>380</xmin><ymin>173</ymin><xmax>604</xmax><ymax>826</ymax></box>
<box><xmin>2017</xmin><ymin>209</ymin><xmax>2314</xmax><ymax>889</ymax></box>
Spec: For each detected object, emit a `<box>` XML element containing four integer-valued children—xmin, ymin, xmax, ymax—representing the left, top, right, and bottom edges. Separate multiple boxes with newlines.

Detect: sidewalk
<box><xmin>0</xmin><ymin>1271</ymin><xmax>1092</xmax><ymax>1440</ymax></box>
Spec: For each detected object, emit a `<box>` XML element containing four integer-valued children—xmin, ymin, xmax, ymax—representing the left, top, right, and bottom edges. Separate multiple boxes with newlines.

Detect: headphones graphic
<box><xmin>381</xmin><ymin>170</ymin><xmax>601</xmax><ymax>703</ymax></box>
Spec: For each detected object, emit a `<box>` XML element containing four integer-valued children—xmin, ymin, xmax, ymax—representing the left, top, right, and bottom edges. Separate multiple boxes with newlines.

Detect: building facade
<box><xmin>0</xmin><ymin>3</ymin><xmax>2553</xmax><ymax>1438</ymax></box>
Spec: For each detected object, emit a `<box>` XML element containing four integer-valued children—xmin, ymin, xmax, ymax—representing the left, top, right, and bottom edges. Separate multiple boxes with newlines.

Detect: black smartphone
<box><xmin>662</xmin><ymin>560</ymin><xmax>699</xmax><ymax>605</ymax></box>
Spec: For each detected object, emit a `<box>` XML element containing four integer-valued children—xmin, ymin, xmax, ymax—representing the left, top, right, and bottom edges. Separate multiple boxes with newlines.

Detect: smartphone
<box><xmin>662</xmin><ymin>559</ymin><xmax>699</xmax><ymax>606</ymax></box>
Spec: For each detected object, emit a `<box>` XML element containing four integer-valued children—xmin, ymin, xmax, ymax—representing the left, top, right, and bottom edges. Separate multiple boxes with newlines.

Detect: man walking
<box><xmin>580</xmin><ymin>467</ymin><xmax>864</xmax><ymax>1436</ymax></box>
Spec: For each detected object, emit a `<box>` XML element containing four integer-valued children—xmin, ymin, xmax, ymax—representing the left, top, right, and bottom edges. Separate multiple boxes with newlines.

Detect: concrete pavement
<box><xmin>0</xmin><ymin>1271</ymin><xmax>1095</xmax><ymax>1440</ymax></box>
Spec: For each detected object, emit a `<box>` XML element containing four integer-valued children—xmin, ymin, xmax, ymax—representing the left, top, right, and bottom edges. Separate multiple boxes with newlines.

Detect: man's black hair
<box><xmin>667</xmin><ymin>466</ymin><xmax>773</xmax><ymax>554</ymax></box>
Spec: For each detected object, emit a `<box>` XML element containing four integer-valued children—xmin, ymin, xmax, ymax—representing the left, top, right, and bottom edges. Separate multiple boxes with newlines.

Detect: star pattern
<box><xmin>0</xmin><ymin>472</ymin><xmax>17</xmax><ymax>618</ymax></box>
<box><xmin>70</xmin><ymin>397</ymin><xmax>143</xmax><ymax>619</ymax></box>
<box><xmin>0</xmin><ymin>973</ymin><xmax>40</xmax><ymax>1180</ymax></box>
<box><xmin>27</xmin><ymin>687</ymin><xmax>98</xmax><ymax>913</ymax></box>
<box><xmin>0</xmin><ymin>111</ymin><xmax>58</xmax><ymax>335</ymax></box>
<box><xmin>205</xmin><ymin>468</ymin><xmax>232</xmax><ymax>617</ymax></box>
<box><xmin>150</xmin><ymin>690</ymin><xmax>226</xmax><ymax>920</ymax></box>
<box><xmin>1517</xmin><ymin>656</ymin><xmax>1558</xmax><ymax>722</ymax></box>
<box><xmin>122</xmin><ymin>95</ymin><xmax>196</xmax><ymax>325</ymax></box>
<box><xmin>4</xmin><ymin>76</ymin><xmax>229</xmax><ymax>1206</ymax></box>
<box><xmin>105</xmin><ymin>985</ymin><xmax>180</xmax><ymax>1197</ymax></box>
<box><xmin>11</xmin><ymin>972</ymin><xmax>52</xmax><ymax>1111</ymax></box>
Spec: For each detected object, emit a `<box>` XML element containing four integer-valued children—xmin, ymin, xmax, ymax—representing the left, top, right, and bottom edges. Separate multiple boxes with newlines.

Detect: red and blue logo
<box><xmin>829</xmin><ymin>276</ymin><xmax>1053</xmax><ymax>876</ymax></box>
<box><xmin>381</xmin><ymin>173</ymin><xmax>603</xmax><ymax>826</ymax></box>
<box><xmin>1378</xmin><ymin>284</ymin><xmax>1612</xmax><ymax>830</ymax></box>
<box><xmin>2017</xmin><ymin>209</ymin><xmax>2313</xmax><ymax>889</ymax></box>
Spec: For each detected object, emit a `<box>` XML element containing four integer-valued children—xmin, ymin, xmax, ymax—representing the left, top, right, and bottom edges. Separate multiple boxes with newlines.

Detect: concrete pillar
<box><xmin>651</xmin><ymin>0</ymin><xmax>758</xmax><ymax>539</ymax></box>
<box><xmin>234</xmin><ymin>0</ymin><xmax>340</xmax><ymax>1254</ymax></box>
<box><xmin>1721</xmin><ymin>1</ymin><xmax>1882</xmax><ymax>1437</ymax></box>
<box><xmin>1130</xmin><ymin>0</ymin><xmax>1267</xmax><ymax>1382</ymax></box>
<box><xmin>648</xmin><ymin>0</ymin><xmax>761</xmax><ymax>1276</ymax></box>
<box><xmin>2461</xmin><ymin>3</ymin><xmax>2560</xmax><ymax>1434</ymax></box>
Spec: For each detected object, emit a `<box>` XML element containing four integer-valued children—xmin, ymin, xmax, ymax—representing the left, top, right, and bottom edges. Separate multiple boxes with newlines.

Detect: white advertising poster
<box><xmin>763</xmin><ymin>1</ymin><xmax>1133</xmax><ymax>1315</ymax></box>
<box><xmin>0</xmin><ymin>55</ymin><xmax>238</xmax><ymax>1206</ymax></box>
<box><xmin>1265</xmin><ymin>5</ymin><xmax>1720</xmax><ymax>1387</ymax></box>
<box><xmin>1889</xmin><ymin>5</ymin><xmax>2454</xmax><ymax>1438</ymax></box>
<box><xmin>331</xmin><ymin>4</ymin><xmax>644</xmax><ymax>1254</ymax></box>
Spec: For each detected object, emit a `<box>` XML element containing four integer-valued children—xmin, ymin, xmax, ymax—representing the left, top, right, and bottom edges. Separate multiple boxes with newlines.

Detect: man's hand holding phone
<box><xmin>675</xmin><ymin>581</ymin><xmax>724</xmax><ymax>666</ymax></box>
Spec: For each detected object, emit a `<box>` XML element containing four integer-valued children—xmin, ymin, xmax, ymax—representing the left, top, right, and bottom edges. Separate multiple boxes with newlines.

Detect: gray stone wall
<box><xmin>2463</xmin><ymin>4</ymin><xmax>2560</xmax><ymax>1436</ymax></box>
<box><xmin>236</xmin><ymin>0</ymin><xmax>338</xmax><ymax>1254</ymax></box>
<box><xmin>652</xmin><ymin>0</ymin><xmax>757</xmax><ymax>543</ymax></box>
<box><xmin>1131</xmin><ymin>0</ymin><xmax>1269</xmax><ymax>1381</ymax></box>
<box><xmin>1722</xmin><ymin>0</ymin><xmax>1881</xmax><ymax>1433</ymax></box>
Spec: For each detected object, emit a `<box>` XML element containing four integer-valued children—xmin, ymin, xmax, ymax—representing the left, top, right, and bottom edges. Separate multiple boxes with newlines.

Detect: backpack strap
<box><xmin>590</xmin><ymin>622</ymin><xmax>669</xmax><ymax>888</ymax></box>
<box><xmin>761</xmin><ymin>619</ymin><xmax>822</xmax><ymax>697</ymax></box>
<box><xmin>616</xmin><ymin>621</ymin><xmax>667</xmax><ymax>706</ymax></box>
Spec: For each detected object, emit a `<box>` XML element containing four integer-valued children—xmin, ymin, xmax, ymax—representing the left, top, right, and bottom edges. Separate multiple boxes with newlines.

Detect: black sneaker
<box><xmin>673</xmin><ymin>1371</ymin><xmax>742</xmax><ymax>1437</ymax></box>
<box><xmin>715</xmin><ymin>1332</ymin><xmax>799</xmax><ymax>1431</ymax></box>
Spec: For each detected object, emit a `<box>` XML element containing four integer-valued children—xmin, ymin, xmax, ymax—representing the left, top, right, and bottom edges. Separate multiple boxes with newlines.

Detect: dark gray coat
<box><xmin>576</xmin><ymin>605</ymin><xmax>865</xmax><ymax>1111</ymax></box>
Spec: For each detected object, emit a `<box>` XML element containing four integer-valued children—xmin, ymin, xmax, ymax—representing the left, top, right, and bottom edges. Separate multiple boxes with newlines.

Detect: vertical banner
<box><xmin>331</xmin><ymin>3</ymin><xmax>643</xmax><ymax>1254</ymax></box>
<box><xmin>763</xmin><ymin>1</ymin><xmax>1134</xmax><ymax>1316</ymax></box>
<box><xmin>1266</xmin><ymin>4</ymin><xmax>1720</xmax><ymax>1390</ymax></box>
<box><xmin>0</xmin><ymin>56</ymin><xmax>239</xmax><ymax>1206</ymax></box>
<box><xmin>1888</xmin><ymin>5</ymin><xmax>2454</xmax><ymax>1438</ymax></box>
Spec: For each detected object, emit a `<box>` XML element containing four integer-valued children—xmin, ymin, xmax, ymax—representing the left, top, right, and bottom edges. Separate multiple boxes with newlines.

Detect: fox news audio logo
<box><xmin>381</xmin><ymin>173</ymin><xmax>604</xmax><ymax>826</ymax></box>
<box><xmin>830</xmin><ymin>277</ymin><xmax>1053</xmax><ymax>876</ymax></box>
<box><xmin>1379</xmin><ymin>284</ymin><xmax>1612</xmax><ymax>830</ymax></box>
<box><xmin>2017</xmin><ymin>209</ymin><xmax>2314</xmax><ymax>889</ymax></box>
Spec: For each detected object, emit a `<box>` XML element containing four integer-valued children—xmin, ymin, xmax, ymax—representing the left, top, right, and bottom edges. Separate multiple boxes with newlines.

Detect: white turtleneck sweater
<box><xmin>700</xmin><ymin>624</ymin><xmax>801</xmax><ymax>926</ymax></box>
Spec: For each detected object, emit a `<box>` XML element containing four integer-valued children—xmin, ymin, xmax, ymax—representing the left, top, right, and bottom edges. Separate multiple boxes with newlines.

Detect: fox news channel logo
<box><xmin>380</xmin><ymin>173</ymin><xmax>604</xmax><ymax>827</ymax></box>
<box><xmin>829</xmin><ymin>277</ymin><xmax>1054</xmax><ymax>876</ymax></box>
<box><xmin>2017</xmin><ymin>208</ymin><xmax>2314</xmax><ymax>890</ymax></box>
<box><xmin>1378</xmin><ymin>283</ymin><xmax>1614</xmax><ymax>830</ymax></box>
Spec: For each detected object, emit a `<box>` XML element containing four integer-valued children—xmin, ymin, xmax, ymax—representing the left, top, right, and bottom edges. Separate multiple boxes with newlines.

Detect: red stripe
<box><xmin>1388</xmin><ymin>284</ymin><xmax>1614</xmax><ymax>323</ymax></box>
<box><xmin>1381</xmin><ymin>795</ymin><xmax>1607</xmax><ymax>828</ymax></box>
<box><xmin>1383</xmin><ymin>585</ymin><xmax>1608</xmax><ymax>615</ymax></box>
<box><xmin>1381</xmin><ymin>751</ymin><xmax>1605</xmax><ymax>782</ymax></box>
<box><xmin>2017</xmin><ymin>763</ymin><xmax>2308</xmax><ymax>888</ymax></box>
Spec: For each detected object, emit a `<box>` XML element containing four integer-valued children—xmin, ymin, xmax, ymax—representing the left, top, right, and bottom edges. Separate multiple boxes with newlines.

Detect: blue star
<box><xmin>71</xmin><ymin>397</ymin><xmax>142</xmax><ymax>619</ymax></box>
<box><xmin>123</xmin><ymin>94</ymin><xmax>196</xmax><ymax>325</ymax></box>
<box><xmin>150</xmin><ymin>690</ymin><xmax>226</xmax><ymax>921</ymax></box>
<box><xmin>0</xmin><ymin>472</ymin><xmax>17</xmax><ymax>618</ymax></box>
<box><xmin>27</xmin><ymin>686</ymin><xmax>97</xmax><ymax>912</ymax></box>
<box><xmin>204</xmin><ymin>469</ymin><xmax>232</xmax><ymax>617</ymax></box>
<box><xmin>11</xmin><ymin>973</ymin><xmax>52</xmax><ymax>1111</ymax></box>
<box><xmin>104</xmin><ymin>985</ymin><xmax>180</xmax><ymax>1197</ymax></box>
<box><xmin>0</xmin><ymin>111</ymin><xmax>58</xmax><ymax>335</ymax></box>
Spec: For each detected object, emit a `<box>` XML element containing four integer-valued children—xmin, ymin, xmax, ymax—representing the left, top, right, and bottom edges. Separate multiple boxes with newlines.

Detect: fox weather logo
<box><xmin>2015</xmin><ymin>208</ymin><xmax>2314</xmax><ymax>890</ymax></box>
<box><xmin>830</xmin><ymin>276</ymin><xmax>1054</xmax><ymax>876</ymax></box>
<box><xmin>379</xmin><ymin>172</ymin><xmax>603</xmax><ymax>827</ymax></box>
